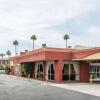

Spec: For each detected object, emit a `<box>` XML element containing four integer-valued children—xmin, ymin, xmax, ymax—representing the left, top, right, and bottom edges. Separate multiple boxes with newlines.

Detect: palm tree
<box><xmin>13</xmin><ymin>40</ymin><xmax>19</xmax><ymax>55</ymax></box>
<box><xmin>6</xmin><ymin>50</ymin><xmax>11</xmax><ymax>66</ymax></box>
<box><xmin>0</xmin><ymin>53</ymin><xmax>5</xmax><ymax>59</ymax></box>
<box><xmin>6</xmin><ymin>50</ymin><xmax>11</xmax><ymax>57</ymax></box>
<box><xmin>31</xmin><ymin>35</ymin><xmax>37</xmax><ymax>50</ymax></box>
<box><xmin>64</xmin><ymin>34</ymin><xmax>70</xmax><ymax>48</ymax></box>
<box><xmin>6</xmin><ymin>50</ymin><xmax>11</xmax><ymax>60</ymax></box>
<box><xmin>0</xmin><ymin>53</ymin><xmax>5</xmax><ymax>65</ymax></box>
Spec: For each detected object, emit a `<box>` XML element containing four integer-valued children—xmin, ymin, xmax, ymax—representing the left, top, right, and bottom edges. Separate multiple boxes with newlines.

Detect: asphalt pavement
<box><xmin>0</xmin><ymin>75</ymin><xmax>100</xmax><ymax>100</ymax></box>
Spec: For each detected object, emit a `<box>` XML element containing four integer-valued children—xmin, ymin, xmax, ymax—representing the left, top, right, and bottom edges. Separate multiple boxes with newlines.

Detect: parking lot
<box><xmin>0</xmin><ymin>75</ymin><xmax>100</xmax><ymax>100</ymax></box>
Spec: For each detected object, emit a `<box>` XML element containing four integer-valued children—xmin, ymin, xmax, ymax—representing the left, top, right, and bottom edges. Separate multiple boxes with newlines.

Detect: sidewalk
<box><xmin>48</xmin><ymin>82</ymin><xmax>100</xmax><ymax>97</ymax></box>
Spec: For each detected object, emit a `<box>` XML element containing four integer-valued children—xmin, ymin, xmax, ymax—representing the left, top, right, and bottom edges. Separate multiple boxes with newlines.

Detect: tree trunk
<box><xmin>66</xmin><ymin>39</ymin><xmax>67</xmax><ymax>48</ymax></box>
<box><xmin>8</xmin><ymin>55</ymin><xmax>10</xmax><ymax>67</ymax></box>
<box><xmin>33</xmin><ymin>40</ymin><xmax>34</xmax><ymax>50</ymax></box>
<box><xmin>15</xmin><ymin>45</ymin><xmax>17</xmax><ymax>55</ymax></box>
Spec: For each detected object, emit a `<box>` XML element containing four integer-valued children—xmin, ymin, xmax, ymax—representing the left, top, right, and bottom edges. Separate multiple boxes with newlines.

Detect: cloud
<box><xmin>0</xmin><ymin>0</ymin><xmax>99</xmax><ymax>56</ymax></box>
<box><xmin>87</xmin><ymin>27</ymin><xmax>100</xmax><ymax>33</ymax></box>
<box><xmin>0</xmin><ymin>0</ymin><xmax>96</xmax><ymax>30</ymax></box>
<box><xmin>69</xmin><ymin>26</ymin><xmax>100</xmax><ymax>47</ymax></box>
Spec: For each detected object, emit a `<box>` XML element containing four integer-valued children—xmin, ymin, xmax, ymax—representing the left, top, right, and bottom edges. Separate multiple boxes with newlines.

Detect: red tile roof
<box><xmin>10</xmin><ymin>47</ymin><xmax>100</xmax><ymax>61</ymax></box>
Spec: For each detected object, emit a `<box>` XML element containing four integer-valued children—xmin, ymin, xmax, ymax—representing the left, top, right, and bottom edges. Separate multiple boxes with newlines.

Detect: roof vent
<box><xmin>42</xmin><ymin>44</ymin><xmax>46</xmax><ymax>48</ymax></box>
<box><xmin>25</xmin><ymin>50</ymin><xmax>28</xmax><ymax>52</ymax></box>
<box><xmin>68</xmin><ymin>46</ymin><xmax>71</xmax><ymax>48</ymax></box>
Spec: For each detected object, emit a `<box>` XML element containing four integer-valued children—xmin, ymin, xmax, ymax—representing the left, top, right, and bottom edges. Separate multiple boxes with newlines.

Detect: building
<box><xmin>0</xmin><ymin>58</ymin><xmax>9</xmax><ymax>67</ymax></box>
<box><xmin>10</xmin><ymin>46</ymin><xmax>100</xmax><ymax>82</ymax></box>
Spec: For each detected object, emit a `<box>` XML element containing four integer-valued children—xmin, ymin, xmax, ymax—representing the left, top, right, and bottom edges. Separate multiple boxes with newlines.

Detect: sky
<box><xmin>0</xmin><ymin>0</ymin><xmax>100</xmax><ymax>56</ymax></box>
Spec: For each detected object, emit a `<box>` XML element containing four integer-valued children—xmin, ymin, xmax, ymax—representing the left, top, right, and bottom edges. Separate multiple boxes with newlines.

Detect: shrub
<box><xmin>19</xmin><ymin>62</ymin><xmax>33</xmax><ymax>78</ymax></box>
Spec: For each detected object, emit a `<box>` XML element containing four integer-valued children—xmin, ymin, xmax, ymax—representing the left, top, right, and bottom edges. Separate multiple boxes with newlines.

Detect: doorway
<box><xmin>35</xmin><ymin>62</ymin><xmax>43</xmax><ymax>79</ymax></box>
<box><xmin>48</xmin><ymin>64</ymin><xmax>54</xmax><ymax>80</ymax></box>
<box><xmin>62</xmin><ymin>64</ymin><xmax>75</xmax><ymax>80</ymax></box>
<box><xmin>46</xmin><ymin>62</ymin><xmax>54</xmax><ymax>81</ymax></box>
<box><xmin>62</xmin><ymin>62</ymin><xmax>80</xmax><ymax>81</ymax></box>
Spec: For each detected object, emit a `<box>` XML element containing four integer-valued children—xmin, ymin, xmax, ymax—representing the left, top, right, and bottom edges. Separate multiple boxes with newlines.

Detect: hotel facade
<box><xmin>10</xmin><ymin>47</ymin><xmax>100</xmax><ymax>82</ymax></box>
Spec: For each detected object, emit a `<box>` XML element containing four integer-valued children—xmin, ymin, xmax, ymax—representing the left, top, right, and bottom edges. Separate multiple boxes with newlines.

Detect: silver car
<box><xmin>0</xmin><ymin>68</ymin><xmax>6</xmax><ymax>74</ymax></box>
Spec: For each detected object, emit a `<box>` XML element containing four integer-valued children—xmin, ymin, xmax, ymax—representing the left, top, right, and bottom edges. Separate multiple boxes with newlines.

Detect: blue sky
<box><xmin>0</xmin><ymin>0</ymin><xmax>100</xmax><ymax>56</ymax></box>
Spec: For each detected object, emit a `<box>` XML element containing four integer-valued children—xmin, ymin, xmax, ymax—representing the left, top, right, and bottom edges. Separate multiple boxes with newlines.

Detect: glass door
<box><xmin>70</xmin><ymin>64</ymin><xmax>76</xmax><ymax>80</ymax></box>
<box><xmin>37</xmin><ymin>64</ymin><xmax>43</xmax><ymax>79</ymax></box>
<box><xmin>62</xmin><ymin>64</ymin><xmax>69</xmax><ymax>80</ymax></box>
<box><xmin>48</xmin><ymin>64</ymin><xmax>54</xmax><ymax>80</ymax></box>
<box><xmin>62</xmin><ymin>64</ymin><xmax>76</xmax><ymax>81</ymax></box>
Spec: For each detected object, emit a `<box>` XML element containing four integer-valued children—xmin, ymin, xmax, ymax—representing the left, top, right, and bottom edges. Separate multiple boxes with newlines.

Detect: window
<box><xmin>90</xmin><ymin>66</ymin><xmax>100</xmax><ymax>79</ymax></box>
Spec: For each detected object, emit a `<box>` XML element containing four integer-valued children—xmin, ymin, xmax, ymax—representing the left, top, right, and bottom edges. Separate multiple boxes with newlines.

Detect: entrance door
<box><xmin>70</xmin><ymin>64</ymin><xmax>76</xmax><ymax>80</ymax></box>
<box><xmin>48</xmin><ymin>64</ymin><xmax>54</xmax><ymax>80</ymax></box>
<box><xmin>62</xmin><ymin>64</ymin><xmax>76</xmax><ymax>81</ymax></box>
<box><xmin>46</xmin><ymin>62</ymin><xmax>54</xmax><ymax>81</ymax></box>
<box><xmin>37</xmin><ymin>64</ymin><xmax>43</xmax><ymax>79</ymax></box>
<box><xmin>62</xmin><ymin>64</ymin><xmax>69</xmax><ymax>80</ymax></box>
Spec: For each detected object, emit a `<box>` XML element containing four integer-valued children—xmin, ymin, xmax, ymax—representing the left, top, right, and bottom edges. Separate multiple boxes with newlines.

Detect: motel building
<box><xmin>10</xmin><ymin>46</ymin><xmax>100</xmax><ymax>82</ymax></box>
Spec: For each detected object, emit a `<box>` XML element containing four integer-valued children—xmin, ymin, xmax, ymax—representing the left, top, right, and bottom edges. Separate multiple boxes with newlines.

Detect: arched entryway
<box><xmin>62</xmin><ymin>62</ymin><xmax>80</xmax><ymax>81</ymax></box>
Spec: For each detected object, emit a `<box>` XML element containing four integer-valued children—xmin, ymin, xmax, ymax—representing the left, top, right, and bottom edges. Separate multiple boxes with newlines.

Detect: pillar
<box><xmin>33</xmin><ymin>63</ymin><xmax>35</xmax><ymax>78</ymax></box>
<box><xmin>80</xmin><ymin>61</ymin><xmax>90</xmax><ymax>82</ymax></box>
<box><xmin>43</xmin><ymin>62</ymin><xmax>46</xmax><ymax>81</ymax></box>
<box><xmin>55</xmin><ymin>60</ymin><xmax>63</xmax><ymax>82</ymax></box>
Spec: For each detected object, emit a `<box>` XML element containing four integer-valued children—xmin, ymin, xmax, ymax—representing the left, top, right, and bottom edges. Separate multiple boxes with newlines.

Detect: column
<box><xmin>33</xmin><ymin>63</ymin><xmax>35</xmax><ymax>78</ymax></box>
<box><xmin>80</xmin><ymin>61</ymin><xmax>90</xmax><ymax>82</ymax></box>
<box><xmin>43</xmin><ymin>62</ymin><xmax>46</xmax><ymax>81</ymax></box>
<box><xmin>55</xmin><ymin>60</ymin><xmax>63</xmax><ymax>82</ymax></box>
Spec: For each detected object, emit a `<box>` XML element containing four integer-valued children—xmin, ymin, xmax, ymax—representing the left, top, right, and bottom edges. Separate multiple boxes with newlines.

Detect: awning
<box><xmin>72</xmin><ymin>52</ymin><xmax>100</xmax><ymax>61</ymax></box>
<box><xmin>83</xmin><ymin>52</ymin><xmax>100</xmax><ymax>60</ymax></box>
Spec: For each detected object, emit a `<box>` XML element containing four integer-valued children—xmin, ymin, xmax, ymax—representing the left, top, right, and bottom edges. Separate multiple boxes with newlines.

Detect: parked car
<box><xmin>0</xmin><ymin>67</ymin><xmax>6</xmax><ymax>74</ymax></box>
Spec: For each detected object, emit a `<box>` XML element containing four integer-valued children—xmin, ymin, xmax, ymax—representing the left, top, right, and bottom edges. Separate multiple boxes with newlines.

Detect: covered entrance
<box><xmin>62</xmin><ymin>62</ymin><xmax>80</xmax><ymax>81</ymax></box>
<box><xmin>46</xmin><ymin>61</ymin><xmax>54</xmax><ymax>81</ymax></box>
<box><xmin>35</xmin><ymin>62</ymin><xmax>43</xmax><ymax>79</ymax></box>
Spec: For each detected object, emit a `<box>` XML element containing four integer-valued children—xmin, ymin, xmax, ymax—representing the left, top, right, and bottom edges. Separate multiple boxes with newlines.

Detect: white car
<box><xmin>0</xmin><ymin>68</ymin><xmax>6</xmax><ymax>74</ymax></box>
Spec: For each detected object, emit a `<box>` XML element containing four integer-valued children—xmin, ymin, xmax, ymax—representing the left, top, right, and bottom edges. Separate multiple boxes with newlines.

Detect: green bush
<box><xmin>19</xmin><ymin>62</ymin><xmax>33</xmax><ymax>78</ymax></box>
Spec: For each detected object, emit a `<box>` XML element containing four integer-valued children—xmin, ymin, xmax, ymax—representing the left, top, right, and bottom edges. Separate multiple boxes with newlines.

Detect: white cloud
<box><xmin>0</xmin><ymin>0</ymin><xmax>96</xmax><ymax>30</ymax></box>
<box><xmin>70</xmin><ymin>26</ymin><xmax>100</xmax><ymax>47</ymax></box>
<box><xmin>0</xmin><ymin>0</ymin><xmax>99</xmax><ymax>56</ymax></box>
<box><xmin>87</xmin><ymin>27</ymin><xmax>100</xmax><ymax>33</ymax></box>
